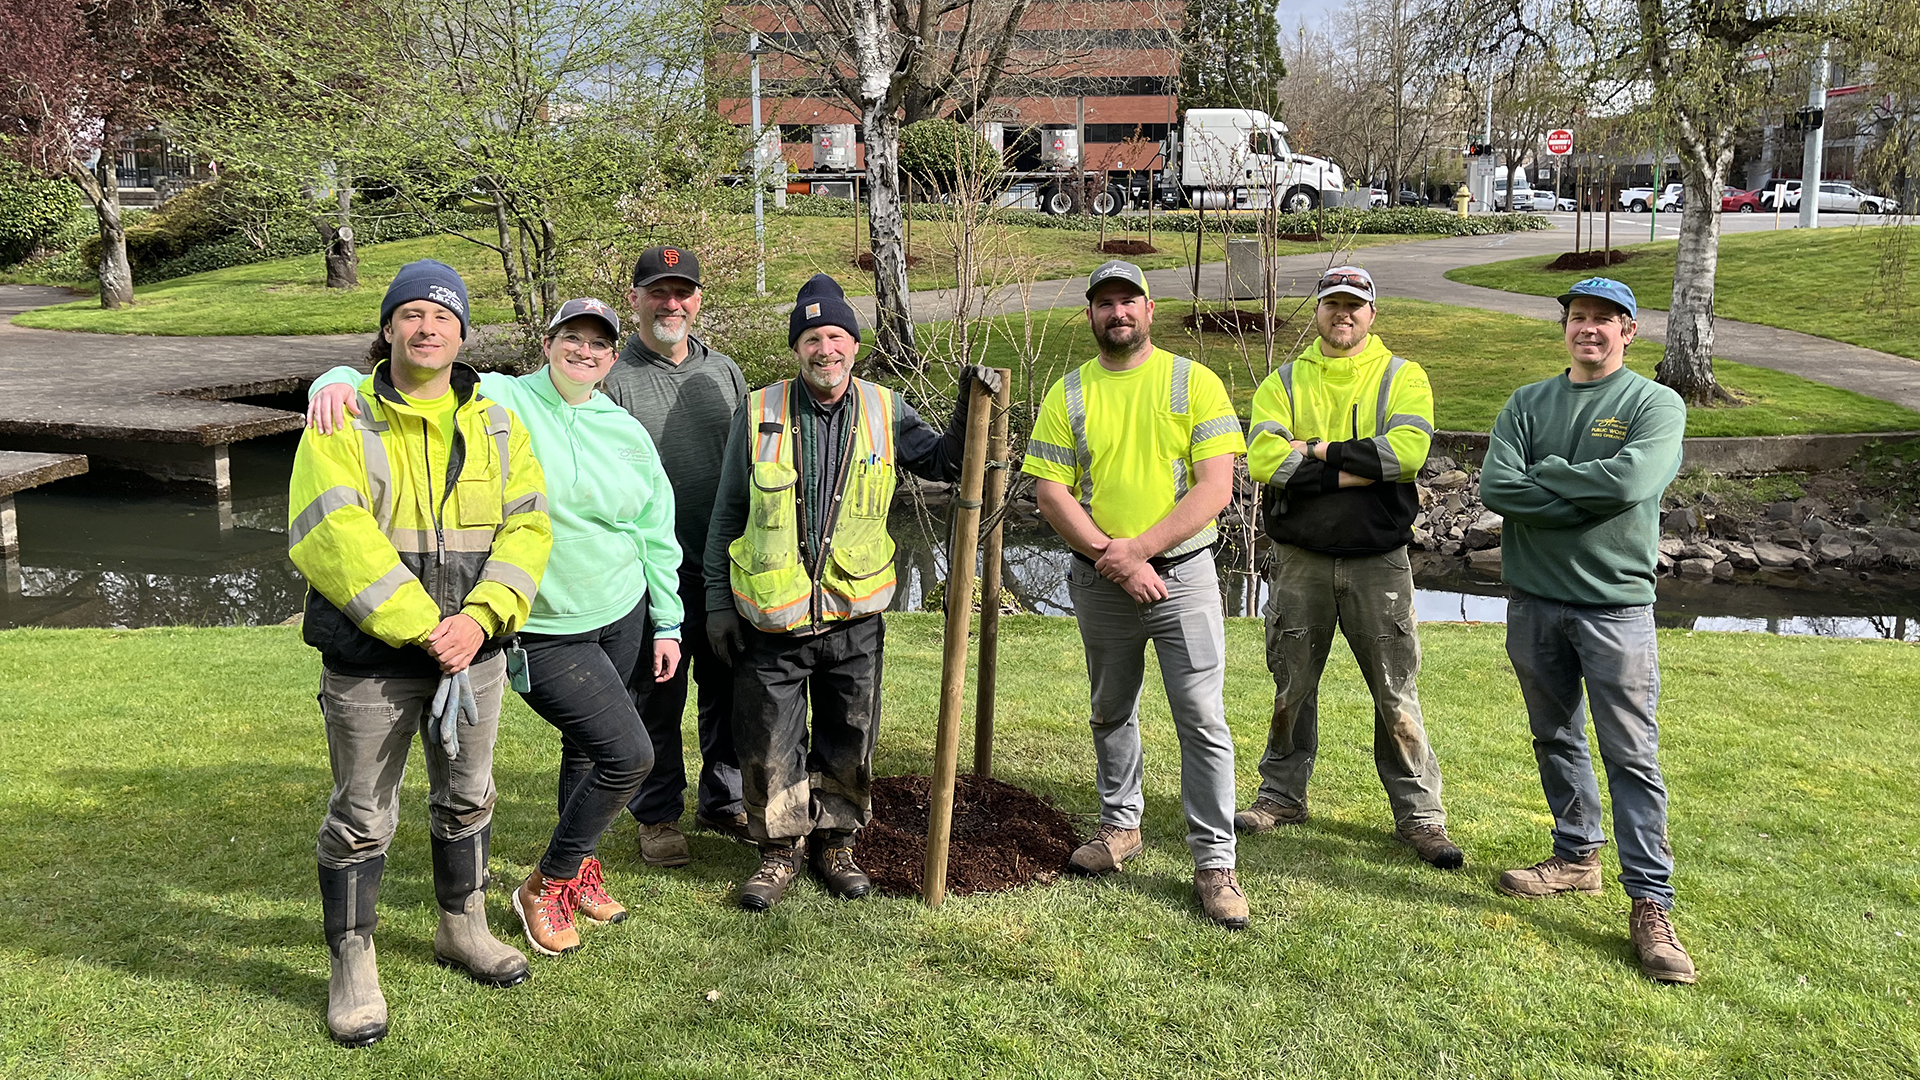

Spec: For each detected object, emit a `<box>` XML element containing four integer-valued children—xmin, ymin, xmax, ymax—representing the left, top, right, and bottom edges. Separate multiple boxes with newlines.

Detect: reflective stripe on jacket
<box><xmin>288</xmin><ymin>361</ymin><xmax>552</xmax><ymax>678</ymax></box>
<box><xmin>727</xmin><ymin>378</ymin><xmax>897</xmax><ymax>632</ymax></box>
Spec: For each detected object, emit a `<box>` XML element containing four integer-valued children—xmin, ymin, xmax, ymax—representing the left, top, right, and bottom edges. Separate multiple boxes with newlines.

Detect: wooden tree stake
<box><xmin>972</xmin><ymin>375</ymin><xmax>1012</xmax><ymax>778</ymax></box>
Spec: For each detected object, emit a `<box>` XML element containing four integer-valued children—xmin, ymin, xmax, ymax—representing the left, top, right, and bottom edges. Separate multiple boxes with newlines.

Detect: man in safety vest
<box><xmin>1021</xmin><ymin>260</ymin><xmax>1251</xmax><ymax>930</ymax></box>
<box><xmin>704</xmin><ymin>273</ymin><xmax>1000</xmax><ymax>912</ymax></box>
<box><xmin>1237</xmin><ymin>265</ymin><xmax>1464</xmax><ymax>870</ymax></box>
<box><xmin>288</xmin><ymin>259</ymin><xmax>552</xmax><ymax>1047</ymax></box>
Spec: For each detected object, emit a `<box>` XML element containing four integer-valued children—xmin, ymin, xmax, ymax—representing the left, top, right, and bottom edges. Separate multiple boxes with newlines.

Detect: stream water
<box><xmin>4</xmin><ymin>436</ymin><xmax>1918</xmax><ymax>642</ymax></box>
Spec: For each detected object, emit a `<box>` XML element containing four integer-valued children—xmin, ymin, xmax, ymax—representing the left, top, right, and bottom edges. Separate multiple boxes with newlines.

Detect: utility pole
<box><xmin>1799</xmin><ymin>42</ymin><xmax>1828</xmax><ymax>230</ymax></box>
<box><xmin>750</xmin><ymin>32</ymin><xmax>767</xmax><ymax>294</ymax></box>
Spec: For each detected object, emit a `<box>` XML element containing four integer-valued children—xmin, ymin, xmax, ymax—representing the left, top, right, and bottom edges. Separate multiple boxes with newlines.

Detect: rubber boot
<box><xmin>430</xmin><ymin>827</ymin><xmax>532</xmax><ymax>988</ymax></box>
<box><xmin>319</xmin><ymin>856</ymin><xmax>388</xmax><ymax>1048</ymax></box>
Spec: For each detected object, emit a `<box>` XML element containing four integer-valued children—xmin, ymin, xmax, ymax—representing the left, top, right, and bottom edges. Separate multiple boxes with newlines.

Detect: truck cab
<box><xmin>1173</xmin><ymin>109</ymin><xmax>1344</xmax><ymax>213</ymax></box>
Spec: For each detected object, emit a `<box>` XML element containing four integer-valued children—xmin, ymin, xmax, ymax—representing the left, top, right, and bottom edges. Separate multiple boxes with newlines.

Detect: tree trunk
<box><xmin>488</xmin><ymin>184</ymin><xmax>531</xmax><ymax>326</ymax></box>
<box><xmin>1657</xmin><ymin>158</ymin><xmax>1733</xmax><ymax>405</ymax></box>
<box><xmin>862</xmin><ymin>107</ymin><xmax>918</xmax><ymax>369</ymax></box>
<box><xmin>69</xmin><ymin>154</ymin><xmax>134</xmax><ymax>309</ymax></box>
<box><xmin>314</xmin><ymin>185</ymin><xmax>359</xmax><ymax>290</ymax></box>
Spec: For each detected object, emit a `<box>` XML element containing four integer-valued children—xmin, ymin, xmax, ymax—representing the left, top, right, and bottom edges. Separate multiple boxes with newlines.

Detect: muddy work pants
<box><xmin>1255</xmin><ymin>544</ymin><xmax>1445</xmax><ymax>828</ymax></box>
<box><xmin>315</xmin><ymin>652</ymin><xmax>507</xmax><ymax>868</ymax></box>
<box><xmin>733</xmin><ymin>614</ymin><xmax>884</xmax><ymax>846</ymax></box>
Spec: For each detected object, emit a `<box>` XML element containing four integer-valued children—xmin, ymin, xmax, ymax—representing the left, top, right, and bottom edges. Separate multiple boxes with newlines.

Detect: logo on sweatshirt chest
<box><xmin>617</xmin><ymin>447</ymin><xmax>651</xmax><ymax>462</ymax></box>
<box><xmin>1589</xmin><ymin>416</ymin><xmax>1629</xmax><ymax>441</ymax></box>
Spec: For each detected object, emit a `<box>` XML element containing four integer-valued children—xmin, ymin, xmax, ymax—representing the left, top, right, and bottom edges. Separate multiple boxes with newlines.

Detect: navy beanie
<box><xmin>788</xmin><ymin>273</ymin><xmax>860</xmax><ymax>348</ymax></box>
<box><xmin>381</xmin><ymin>259</ymin><xmax>471</xmax><ymax>339</ymax></box>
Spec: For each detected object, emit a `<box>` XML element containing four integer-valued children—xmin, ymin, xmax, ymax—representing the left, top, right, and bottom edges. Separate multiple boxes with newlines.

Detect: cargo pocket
<box><xmin>745</xmin><ymin>461</ymin><xmax>799</xmax><ymax>574</ymax></box>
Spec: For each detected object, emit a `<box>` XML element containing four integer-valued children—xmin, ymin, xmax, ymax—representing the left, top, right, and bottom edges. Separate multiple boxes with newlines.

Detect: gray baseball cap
<box><xmin>1085</xmin><ymin>260</ymin><xmax>1149</xmax><ymax>300</ymax></box>
<box><xmin>545</xmin><ymin>296</ymin><xmax>621</xmax><ymax>339</ymax></box>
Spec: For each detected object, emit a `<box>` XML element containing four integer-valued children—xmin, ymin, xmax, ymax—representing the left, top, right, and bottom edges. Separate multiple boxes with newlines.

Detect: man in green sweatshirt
<box><xmin>1478</xmin><ymin>277</ymin><xmax>1697</xmax><ymax>985</ymax></box>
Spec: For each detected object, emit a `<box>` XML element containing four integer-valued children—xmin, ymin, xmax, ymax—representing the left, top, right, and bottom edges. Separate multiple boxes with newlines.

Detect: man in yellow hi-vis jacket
<box><xmin>288</xmin><ymin>259</ymin><xmax>551</xmax><ymax>1048</ymax></box>
<box><xmin>703</xmin><ymin>273</ymin><xmax>998</xmax><ymax>913</ymax></box>
<box><xmin>1236</xmin><ymin>265</ymin><xmax>1465</xmax><ymax>871</ymax></box>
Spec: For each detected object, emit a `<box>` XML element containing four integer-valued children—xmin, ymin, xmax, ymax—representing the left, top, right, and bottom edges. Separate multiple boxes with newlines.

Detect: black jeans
<box><xmin>734</xmin><ymin>614</ymin><xmax>884</xmax><ymax>845</ymax></box>
<box><xmin>520</xmin><ymin>598</ymin><xmax>657</xmax><ymax>880</ymax></box>
<box><xmin>628</xmin><ymin>574</ymin><xmax>744</xmax><ymax>825</ymax></box>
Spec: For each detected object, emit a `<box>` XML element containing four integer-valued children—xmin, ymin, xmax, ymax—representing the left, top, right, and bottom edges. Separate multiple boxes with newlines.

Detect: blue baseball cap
<box><xmin>1558</xmin><ymin>277</ymin><xmax>1637</xmax><ymax>319</ymax></box>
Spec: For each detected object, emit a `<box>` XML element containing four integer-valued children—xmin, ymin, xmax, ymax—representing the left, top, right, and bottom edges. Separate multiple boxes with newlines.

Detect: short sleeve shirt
<box><xmin>1021</xmin><ymin>348</ymin><xmax>1245</xmax><ymax>541</ymax></box>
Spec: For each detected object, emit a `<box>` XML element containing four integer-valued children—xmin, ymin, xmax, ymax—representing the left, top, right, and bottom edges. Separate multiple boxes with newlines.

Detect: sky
<box><xmin>1276</xmin><ymin>0</ymin><xmax>1350</xmax><ymax>33</ymax></box>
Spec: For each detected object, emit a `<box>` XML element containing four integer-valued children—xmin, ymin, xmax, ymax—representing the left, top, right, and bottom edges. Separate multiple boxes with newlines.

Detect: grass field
<box><xmin>1441</xmin><ymin>226</ymin><xmax>1920</xmax><ymax>360</ymax></box>
<box><xmin>939</xmin><ymin>298</ymin><xmax>1920</xmax><ymax>437</ymax></box>
<box><xmin>9</xmin><ymin>218</ymin><xmax>1417</xmax><ymax>336</ymax></box>
<box><xmin>0</xmin><ymin>619</ymin><xmax>1915</xmax><ymax>1078</ymax></box>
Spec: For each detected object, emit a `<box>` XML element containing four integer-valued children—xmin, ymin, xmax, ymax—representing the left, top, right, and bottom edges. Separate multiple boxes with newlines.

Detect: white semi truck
<box><xmin>1163</xmin><ymin>108</ymin><xmax>1347</xmax><ymax>213</ymax></box>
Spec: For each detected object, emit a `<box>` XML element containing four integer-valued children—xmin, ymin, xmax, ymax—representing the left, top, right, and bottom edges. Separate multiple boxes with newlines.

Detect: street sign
<box><xmin>1546</xmin><ymin>129</ymin><xmax>1574</xmax><ymax>156</ymax></box>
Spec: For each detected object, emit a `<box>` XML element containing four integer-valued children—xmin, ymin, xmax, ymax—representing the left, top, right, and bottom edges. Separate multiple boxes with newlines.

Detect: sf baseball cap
<box><xmin>631</xmin><ymin>246</ymin><xmax>702</xmax><ymax>288</ymax></box>
<box><xmin>1315</xmin><ymin>265</ymin><xmax>1376</xmax><ymax>304</ymax></box>
<box><xmin>545</xmin><ymin>296</ymin><xmax>621</xmax><ymax>339</ymax></box>
<box><xmin>1085</xmin><ymin>260</ymin><xmax>1149</xmax><ymax>300</ymax></box>
<box><xmin>1558</xmin><ymin>277</ymin><xmax>1637</xmax><ymax>319</ymax></box>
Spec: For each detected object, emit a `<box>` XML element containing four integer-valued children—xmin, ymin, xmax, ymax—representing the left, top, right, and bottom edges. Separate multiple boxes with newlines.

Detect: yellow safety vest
<box><xmin>728</xmin><ymin>378</ymin><xmax>899</xmax><ymax>632</ymax></box>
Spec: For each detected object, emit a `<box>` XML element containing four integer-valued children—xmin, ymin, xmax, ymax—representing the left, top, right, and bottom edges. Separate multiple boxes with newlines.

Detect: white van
<box><xmin>1491</xmin><ymin>165</ymin><xmax>1534</xmax><ymax>211</ymax></box>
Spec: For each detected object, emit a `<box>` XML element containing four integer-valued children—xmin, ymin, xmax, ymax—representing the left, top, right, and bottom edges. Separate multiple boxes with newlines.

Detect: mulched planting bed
<box><xmin>1182</xmin><ymin>308</ymin><xmax>1286</xmax><ymax>334</ymax></box>
<box><xmin>854</xmin><ymin>774</ymin><xmax>1080</xmax><ymax>897</ymax></box>
<box><xmin>1098</xmin><ymin>239</ymin><xmax>1159</xmax><ymax>255</ymax></box>
<box><xmin>1543</xmin><ymin>249</ymin><xmax>1639</xmax><ymax>271</ymax></box>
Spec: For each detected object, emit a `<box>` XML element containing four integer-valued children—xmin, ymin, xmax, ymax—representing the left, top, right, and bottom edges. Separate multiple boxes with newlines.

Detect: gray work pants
<box><xmin>1068</xmin><ymin>551</ymin><xmax>1237</xmax><ymax>869</ymax></box>
<box><xmin>1255</xmin><ymin>544</ymin><xmax>1446</xmax><ymax>828</ymax></box>
<box><xmin>315</xmin><ymin>652</ymin><xmax>507</xmax><ymax>869</ymax></box>
<box><xmin>1505</xmin><ymin>588</ymin><xmax>1674</xmax><ymax>907</ymax></box>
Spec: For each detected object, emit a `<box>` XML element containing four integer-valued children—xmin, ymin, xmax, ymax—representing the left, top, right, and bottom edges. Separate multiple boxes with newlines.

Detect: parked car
<box><xmin>1815</xmin><ymin>182</ymin><xmax>1900</xmax><ymax>214</ymax></box>
<box><xmin>1369</xmin><ymin>187</ymin><xmax>1389</xmax><ymax>208</ymax></box>
<box><xmin>1721</xmin><ymin>187</ymin><xmax>1762</xmax><ymax>213</ymax></box>
<box><xmin>1397</xmin><ymin>187</ymin><xmax>1425</xmax><ymax>206</ymax></box>
<box><xmin>1526</xmin><ymin>190</ymin><xmax>1577</xmax><ymax>212</ymax></box>
<box><xmin>1619</xmin><ymin>183</ymin><xmax>1683</xmax><ymax>212</ymax></box>
<box><xmin>1760</xmin><ymin>179</ymin><xmax>1802</xmax><ymax>211</ymax></box>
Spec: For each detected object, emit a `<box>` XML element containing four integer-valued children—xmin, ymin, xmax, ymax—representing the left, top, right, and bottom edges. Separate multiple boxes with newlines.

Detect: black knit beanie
<box><xmin>788</xmin><ymin>273</ymin><xmax>861</xmax><ymax>348</ymax></box>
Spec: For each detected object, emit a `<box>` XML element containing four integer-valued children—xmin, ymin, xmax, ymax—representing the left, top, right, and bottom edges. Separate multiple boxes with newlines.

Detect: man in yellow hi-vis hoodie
<box><xmin>288</xmin><ymin>259</ymin><xmax>551</xmax><ymax>1048</ymax></box>
<box><xmin>1236</xmin><ymin>266</ymin><xmax>1464</xmax><ymax>871</ymax></box>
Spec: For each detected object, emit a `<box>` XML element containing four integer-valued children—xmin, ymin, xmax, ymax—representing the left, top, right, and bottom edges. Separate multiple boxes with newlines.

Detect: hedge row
<box><xmin>130</xmin><ymin>211</ymin><xmax>485</xmax><ymax>283</ymax></box>
<box><xmin>769</xmin><ymin>195</ymin><xmax>1553</xmax><ymax>237</ymax></box>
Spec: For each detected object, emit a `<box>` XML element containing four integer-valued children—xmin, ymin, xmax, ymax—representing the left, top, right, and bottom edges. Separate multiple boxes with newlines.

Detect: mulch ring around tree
<box><xmin>1544</xmin><ymin>249</ymin><xmax>1640</xmax><ymax>271</ymax></box>
<box><xmin>853</xmin><ymin>252</ymin><xmax>924</xmax><ymax>270</ymax></box>
<box><xmin>854</xmin><ymin>774</ymin><xmax>1080</xmax><ymax>897</ymax></box>
<box><xmin>1098</xmin><ymin>239</ymin><xmax>1158</xmax><ymax>255</ymax></box>
<box><xmin>1183</xmin><ymin>308</ymin><xmax>1286</xmax><ymax>334</ymax></box>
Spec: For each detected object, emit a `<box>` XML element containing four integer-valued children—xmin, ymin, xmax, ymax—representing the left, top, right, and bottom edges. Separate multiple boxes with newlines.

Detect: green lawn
<box><xmin>1</xmin><ymin>620</ymin><xmax>1916</xmax><ymax>1077</ymax></box>
<box><xmin>9</xmin><ymin>219</ymin><xmax>1419</xmax><ymax>336</ymax></box>
<box><xmin>1442</xmin><ymin>226</ymin><xmax>1920</xmax><ymax>360</ymax></box>
<box><xmin>932</xmin><ymin>298</ymin><xmax>1920</xmax><ymax>437</ymax></box>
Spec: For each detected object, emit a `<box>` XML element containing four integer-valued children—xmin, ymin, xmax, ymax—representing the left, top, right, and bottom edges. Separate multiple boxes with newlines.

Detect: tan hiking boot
<box><xmin>1396</xmin><ymin>822</ymin><xmax>1465</xmax><ymax>870</ymax></box>
<box><xmin>695</xmin><ymin>810</ymin><xmax>754</xmax><ymax>845</ymax></box>
<box><xmin>1193</xmin><ymin>867</ymin><xmax>1250</xmax><ymax>930</ymax></box>
<box><xmin>739</xmin><ymin>843</ymin><xmax>803</xmax><ymax>912</ymax></box>
<box><xmin>512</xmin><ymin>871</ymin><xmax>581</xmax><ymax>956</ymax></box>
<box><xmin>1068</xmin><ymin>823</ymin><xmax>1144</xmax><ymax>876</ymax></box>
<box><xmin>1234</xmin><ymin>797</ymin><xmax>1309</xmax><ymax>833</ymax></box>
<box><xmin>1630</xmin><ymin>898</ymin><xmax>1698</xmax><ymax>985</ymax></box>
<box><xmin>809</xmin><ymin>843</ymin><xmax>873</xmax><ymax>900</ymax></box>
<box><xmin>574</xmin><ymin>857</ymin><xmax>626</xmax><ymax>925</ymax></box>
<box><xmin>637</xmin><ymin>822</ymin><xmax>691</xmax><ymax>868</ymax></box>
<box><xmin>1496</xmin><ymin>852</ymin><xmax>1603</xmax><ymax>899</ymax></box>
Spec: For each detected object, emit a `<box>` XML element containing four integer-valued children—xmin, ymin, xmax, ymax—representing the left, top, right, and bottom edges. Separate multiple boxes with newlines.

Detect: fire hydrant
<box><xmin>1453</xmin><ymin>189</ymin><xmax>1472</xmax><ymax>218</ymax></box>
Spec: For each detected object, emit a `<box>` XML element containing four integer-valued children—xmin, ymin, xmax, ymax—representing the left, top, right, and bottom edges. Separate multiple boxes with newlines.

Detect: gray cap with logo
<box><xmin>1085</xmin><ymin>260</ymin><xmax>1150</xmax><ymax>300</ymax></box>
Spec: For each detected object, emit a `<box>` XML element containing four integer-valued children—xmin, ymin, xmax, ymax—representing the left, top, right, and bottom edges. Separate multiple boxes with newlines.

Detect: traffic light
<box><xmin>1466</xmin><ymin>141</ymin><xmax>1498</xmax><ymax>157</ymax></box>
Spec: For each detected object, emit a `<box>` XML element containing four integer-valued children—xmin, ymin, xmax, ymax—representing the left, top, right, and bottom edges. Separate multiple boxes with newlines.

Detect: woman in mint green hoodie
<box><xmin>306</xmin><ymin>297</ymin><xmax>681</xmax><ymax>958</ymax></box>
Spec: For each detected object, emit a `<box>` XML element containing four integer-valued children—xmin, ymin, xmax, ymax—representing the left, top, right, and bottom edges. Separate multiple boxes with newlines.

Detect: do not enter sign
<box><xmin>1546</xmin><ymin>129</ymin><xmax>1574</xmax><ymax>155</ymax></box>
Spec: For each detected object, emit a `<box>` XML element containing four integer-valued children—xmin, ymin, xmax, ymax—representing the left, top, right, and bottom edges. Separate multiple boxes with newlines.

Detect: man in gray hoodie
<box><xmin>600</xmin><ymin>246</ymin><xmax>752</xmax><ymax>866</ymax></box>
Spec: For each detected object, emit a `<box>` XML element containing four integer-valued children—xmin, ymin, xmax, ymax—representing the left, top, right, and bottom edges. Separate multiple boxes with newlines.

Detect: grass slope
<box><xmin>1441</xmin><ymin>226</ymin><xmax>1920</xmax><ymax>360</ymax></box>
<box><xmin>948</xmin><ymin>299</ymin><xmax>1920</xmax><ymax>436</ymax></box>
<box><xmin>1</xmin><ymin>620</ymin><xmax>1916</xmax><ymax>1078</ymax></box>
<box><xmin>10</xmin><ymin>219</ymin><xmax>1417</xmax><ymax>336</ymax></box>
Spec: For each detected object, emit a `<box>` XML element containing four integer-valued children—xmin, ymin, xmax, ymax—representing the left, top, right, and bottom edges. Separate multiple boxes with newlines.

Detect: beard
<box><xmin>801</xmin><ymin>361</ymin><xmax>847</xmax><ymax>392</ymax></box>
<box><xmin>1093</xmin><ymin>320</ymin><xmax>1143</xmax><ymax>352</ymax></box>
<box><xmin>650</xmin><ymin>317</ymin><xmax>688</xmax><ymax>346</ymax></box>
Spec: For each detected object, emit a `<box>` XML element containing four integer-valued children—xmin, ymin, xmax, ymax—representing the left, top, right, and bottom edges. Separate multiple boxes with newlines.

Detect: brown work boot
<box><xmin>695</xmin><ymin>810</ymin><xmax>754</xmax><ymax>845</ymax></box>
<box><xmin>1068</xmin><ymin>823</ymin><xmax>1144</xmax><ymax>876</ymax></box>
<box><xmin>636</xmin><ymin>821</ymin><xmax>691</xmax><ymax>868</ymax></box>
<box><xmin>738</xmin><ymin>843</ymin><xmax>803</xmax><ymax>912</ymax></box>
<box><xmin>512</xmin><ymin>871</ymin><xmax>581</xmax><ymax>956</ymax></box>
<box><xmin>1396</xmin><ymin>822</ymin><xmax>1465</xmax><ymax>870</ymax></box>
<box><xmin>1193</xmin><ymin>867</ymin><xmax>1250</xmax><ymax>930</ymax></box>
<box><xmin>1234</xmin><ymin>797</ymin><xmax>1309</xmax><ymax>833</ymax></box>
<box><xmin>1496</xmin><ymin>852</ymin><xmax>1603</xmax><ymax>899</ymax></box>
<box><xmin>809</xmin><ymin>843</ymin><xmax>873</xmax><ymax>900</ymax></box>
<box><xmin>1630</xmin><ymin>898</ymin><xmax>1698</xmax><ymax>985</ymax></box>
<box><xmin>574</xmin><ymin>857</ymin><xmax>626</xmax><ymax>925</ymax></box>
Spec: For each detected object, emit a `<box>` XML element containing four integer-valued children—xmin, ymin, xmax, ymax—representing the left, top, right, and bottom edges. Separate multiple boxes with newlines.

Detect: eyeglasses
<box><xmin>1317</xmin><ymin>272</ymin><xmax>1372</xmax><ymax>293</ymax></box>
<box><xmin>557</xmin><ymin>332</ymin><xmax>614</xmax><ymax>356</ymax></box>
